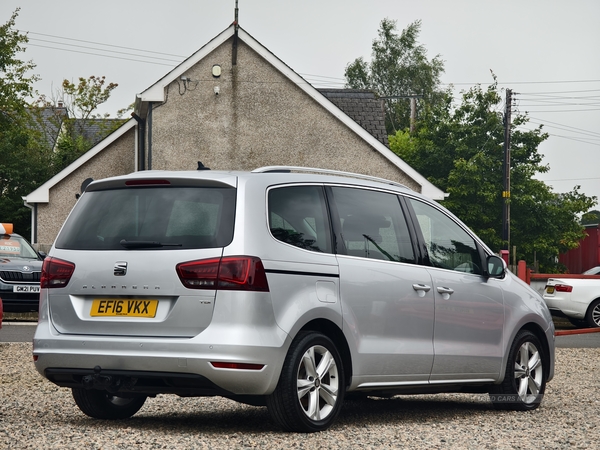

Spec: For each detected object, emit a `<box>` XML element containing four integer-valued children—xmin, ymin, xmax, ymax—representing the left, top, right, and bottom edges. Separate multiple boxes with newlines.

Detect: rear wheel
<box><xmin>584</xmin><ymin>299</ymin><xmax>600</xmax><ymax>328</ymax></box>
<box><xmin>267</xmin><ymin>331</ymin><xmax>345</xmax><ymax>432</ymax></box>
<box><xmin>490</xmin><ymin>330</ymin><xmax>546</xmax><ymax>411</ymax></box>
<box><xmin>72</xmin><ymin>388</ymin><xmax>146</xmax><ymax>419</ymax></box>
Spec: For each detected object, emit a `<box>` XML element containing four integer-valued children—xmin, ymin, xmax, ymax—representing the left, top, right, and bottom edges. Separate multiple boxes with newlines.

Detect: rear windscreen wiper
<box><xmin>119</xmin><ymin>239</ymin><xmax>182</xmax><ymax>249</ymax></box>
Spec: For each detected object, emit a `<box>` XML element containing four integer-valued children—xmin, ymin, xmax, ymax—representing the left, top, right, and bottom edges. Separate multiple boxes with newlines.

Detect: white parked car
<box><xmin>543</xmin><ymin>276</ymin><xmax>600</xmax><ymax>327</ymax></box>
<box><xmin>583</xmin><ymin>266</ymin><xmax>600</xmax><ymax>276</ymax></box>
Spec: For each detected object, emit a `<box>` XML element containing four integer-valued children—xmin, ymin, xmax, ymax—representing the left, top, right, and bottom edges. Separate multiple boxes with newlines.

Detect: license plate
<box><xmin>546</xmin><ymin>287</ymin><xmax>555</xmax><ymax>294</ymax></box>
<box><xmin>91</xmin><ymin>299</ymin><xmax>158</xmax><ymax>317</ymax></box>
<box><xmin>13</xmin><ymin>285</ymin><xmax>40</xmax><ymax>293</ymax></box>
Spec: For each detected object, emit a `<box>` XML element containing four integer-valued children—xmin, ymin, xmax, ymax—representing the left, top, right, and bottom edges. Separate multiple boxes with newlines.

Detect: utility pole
<box><xmin>380</xmin><ymin>94</ymin><xmax>423</xmax><ymax>132</ymax></box>
<box><xmin>502</xmin><ymin>89</ymin><xmax>513</xmax><ymax>251</ymax></box>
<box><xmin>410</xmin><ymin>97</ymin><xmax>417</xmax><ymax>133</ymax></box>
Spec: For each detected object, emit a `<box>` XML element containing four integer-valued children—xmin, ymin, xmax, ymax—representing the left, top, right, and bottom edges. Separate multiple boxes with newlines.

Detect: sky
<box><xmin>2</xmin><ymin>0</ymin><xmax>599</xmax><ymax>205</ymax></box>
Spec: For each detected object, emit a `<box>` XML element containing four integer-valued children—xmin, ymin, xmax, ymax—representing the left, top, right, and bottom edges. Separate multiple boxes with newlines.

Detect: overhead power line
<box><xmin>23</xmin><ymin>31</ymin><xmax>187</xmax><ymax>59</ymax></box>
<box><xmin>528</xmin><ymin>117</ymin><xmax>600</xmax><ymax>138</ymax></box>
<box><xmin>29</xmin><ymin>38</ymin><xmax>182</xmax><ymax>63</ymax></box>
<box><xmin>20</xmin><ymin>29</ymin><xmax>600</xmax><ymax>150</ymax></box>
<box><xmin>28</xmin><ymin>43</ymin><xmax>177</xmax><ymax>67</ymax></box>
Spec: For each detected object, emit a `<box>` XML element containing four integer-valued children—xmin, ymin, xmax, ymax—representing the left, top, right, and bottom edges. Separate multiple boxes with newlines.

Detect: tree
<box><xmin>1</xmin><ymin>10</ymin><xmax>126</xmax><ymax>236</ymax></box>
<box><xmin>390</xmin><ymin>80</ymin><xmax>597</xmax><ymax>272</ymax></box>
<box><xmin>0</xmin><ymin>9</ymin><xmax>52</xmax><ymax>235</ymax></box>
<box><xmin>345</xmin><ymin>19</ymin><xmax>445</xmax><ymax>134</ymax></box>
<box><xmin>36</xmin><ymin>75</ymin><xmax>128</xmax><ymax>172</ymax></box>
<box><xmin>581</xmin><ymin>210</ymin><xmax>600</xmax><ymax>225</ymax></box>
<box><xmin>0</xmin><ymin>9</ymin><xmax>37</xmax><ymax>117</ymax></box>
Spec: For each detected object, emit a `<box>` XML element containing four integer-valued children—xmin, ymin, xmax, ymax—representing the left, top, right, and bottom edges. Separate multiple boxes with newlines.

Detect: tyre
<box><xmin>267</xmin><ymin>331</ymin><xmax>345</xmax><ymax>432</ymax></box>
<box><xmin>489</xmin><ymin>330</ymin><xmax>546</xmax><ymax>411</ymax></box>
<box><xmin>72</xmin><ymin>388</ymin><xmax>146</xmax><ymax>419</ymax></box>
<box><xmin>584</xmin><ymin>299</ymin><xmax>600</xmax><ymax>328</ymax></box>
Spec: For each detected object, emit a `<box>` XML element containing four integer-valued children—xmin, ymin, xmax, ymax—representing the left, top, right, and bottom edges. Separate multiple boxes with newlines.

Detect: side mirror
<box><xmin>38</xmin><ymin>251</ymin><xmax>47</xmax><ymax>259</ymax></box>
<box><xmin>486</xmin><ymin>255</ymin><xmax>506</xmax><ymax>278</ymax></box>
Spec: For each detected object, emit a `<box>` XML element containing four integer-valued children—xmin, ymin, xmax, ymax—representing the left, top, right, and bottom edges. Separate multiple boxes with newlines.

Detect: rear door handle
<box><xmin>412</xmin><ymin>284</ymin><xmax>431</xmax><ymax>298</ymax></box>
<box><xmin>412</xmin><ymin>283</ymin><xmax>431</xmax><ymax>292</ymax></box>
<box><xmin>436</xmin><ymin>286</ymin><xmax>454</xmax><ymax>299</ymax></box>
<box><xmin>436</xmin><ymin>287</ymin><xmax>454</xmax><ymax>294</ymax></box>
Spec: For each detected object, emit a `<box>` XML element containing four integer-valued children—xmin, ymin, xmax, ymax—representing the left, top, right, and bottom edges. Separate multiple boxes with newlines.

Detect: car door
<box><xmin>406</xmin><ymin>197</ymin><xmax>505</xmax><ymax>382</ymax></box>
<box><xmin>329</xmin><ymin>186</ymin><xmax>435</xmax><ymax>387</ymax></box>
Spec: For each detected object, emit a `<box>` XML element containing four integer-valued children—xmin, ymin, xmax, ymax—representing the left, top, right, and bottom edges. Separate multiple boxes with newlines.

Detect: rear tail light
<box><xmin>176</xmin><ymin>256</ymin><xmax>269</xmax><ymax>291</ymax></box>
<box><xmin>41</xmin><ymin>257</ymin><xmax>76</xmax><ymax>288</ymax></box>
<box><xmin>554</xmin><ymin>284</ymin><xmax>573</xmax><ymax>293</ymax></box>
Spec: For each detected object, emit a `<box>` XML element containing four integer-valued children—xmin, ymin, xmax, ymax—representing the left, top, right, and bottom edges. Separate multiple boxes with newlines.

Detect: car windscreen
<box><xmin>0</xmin><ymin>235</ymin><xmax>40</xmax><ymax>259</ymax></box>
<box><xmin>55</xmin><ymin>186</ymin><xmax>236</xmax><ymax>250</ymax></box>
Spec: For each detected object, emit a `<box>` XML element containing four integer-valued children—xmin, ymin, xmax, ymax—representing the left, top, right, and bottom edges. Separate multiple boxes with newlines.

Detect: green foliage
<box><xmin>345</xmin><ymin>19</ymin><xmax>445</xmax><ymax>134</ymax></box>
<box><xmin>61</xmin><ymin>75</ymin><xmax>118</xmax><ymax>120</ymax></box>
<box><xmin>581</xmin><ymin>210</ymin><xmax>600</xmax><ymax>225</ymax></box>
<box><xmin>1</xmin><ymin>10</ymin><xmax>125</xmax><ymax>236</ymax></box>
<box><xmin>0</xmin><ymin>9</ymin><xmax>52</xmax><ymax>235</ymax></box>
<box><xmin>0</xmin><ymin>121</ymin><xmax>52</xmax><ymax>233</ymax></box>
<box><xmin>390</xmin><ymin>81</ymin><xmax>597</xmax><ymax>272</ymax></box>
<box><xmin>0</xmin><ymin>8</ymin><xmax>38</xmax><ymax>116</ymax></box>
<box><xmin>36</xmin><ymin>75</ymin><xmax>127</xmax><ymax>172</ymax></box>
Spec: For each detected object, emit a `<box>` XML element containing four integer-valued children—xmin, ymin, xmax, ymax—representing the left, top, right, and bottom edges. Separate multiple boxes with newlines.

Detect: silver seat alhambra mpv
<box><xmin>33</xmin><ymin>166</ymin><xmax>555</xmax><ymax>432</ymax></box>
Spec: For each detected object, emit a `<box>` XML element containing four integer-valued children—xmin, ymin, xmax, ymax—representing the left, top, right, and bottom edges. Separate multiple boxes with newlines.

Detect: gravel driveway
<box><xmin>1</xmin><ymin>343</ymin><xmax>598</xmax><ymax>449</ymax></box>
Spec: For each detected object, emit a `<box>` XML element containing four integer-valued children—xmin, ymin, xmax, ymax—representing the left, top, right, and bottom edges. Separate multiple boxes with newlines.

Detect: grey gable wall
<box><xmin>30</xmin><ymin>33</ymin><xmax>429</xmax><ymax>249</ymax></box>
<box><xmin>147</xmin><ymin>37</ymin><xmax>419</xmax><ymax>191</ymax></box>
<box><xmin>36</xmin><ymin>129</ymin><xmax>135</xmax><ymax>248</ymax></box>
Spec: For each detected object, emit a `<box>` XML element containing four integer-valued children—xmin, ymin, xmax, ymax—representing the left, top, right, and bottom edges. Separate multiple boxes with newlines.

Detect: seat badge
<box><xmin>114</xmin><ymin>261</ymin><xmax>128</xmax><ymax>276</ymax></box>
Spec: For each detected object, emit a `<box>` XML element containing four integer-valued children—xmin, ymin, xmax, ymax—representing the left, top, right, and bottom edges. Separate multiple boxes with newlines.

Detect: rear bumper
<box><xmin>544</xmin><ymin>297</ymin><xmax>586</xmax><ymax>319</ymax></box>
<box><xmin>33</xmin><ymin>319</ymin><xmax>290</xmax><ymax>396</ymax></box>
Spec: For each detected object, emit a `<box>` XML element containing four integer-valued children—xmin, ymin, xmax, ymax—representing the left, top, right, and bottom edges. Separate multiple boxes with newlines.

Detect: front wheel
<box><xmin>72</xmin><ymin>388</ymin><xmax>147</xmax><ymax>419</ymax></box>
<box><xmin>267</xmin><ymin>331</ymin><xmax>345</xmax><ymax>432</ymax></box>
<box><xmin>489</xmin><ymin>330</ymin><xmax>546</xmax><ymax>411</ymax></box>
<box><xmin>584</xmin><ymin>299</ymin><xmax>600</xmax><ymax>328</ymax></box>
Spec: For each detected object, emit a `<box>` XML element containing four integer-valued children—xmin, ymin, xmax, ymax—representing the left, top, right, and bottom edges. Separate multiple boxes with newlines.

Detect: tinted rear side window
<box><xmin>268</xmin><ymin>185</ymin><xmax>332</xmax><ymax>253</ymax></box>
<box><xmin>55</xmin><ymin>187</ymin><xmax>236</xmax><ymax>250</ymax></box>
<box><xmin>331</xmin><ymin>187</ymin><xmax>415</xmax><ymax>263</ymax></box>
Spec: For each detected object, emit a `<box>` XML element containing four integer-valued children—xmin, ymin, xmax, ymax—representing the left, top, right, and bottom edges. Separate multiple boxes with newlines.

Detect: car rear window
<box><xmin>55</xmin><ymin>186</ymin><xmax>236</xmax><ymax>250</ymax></box>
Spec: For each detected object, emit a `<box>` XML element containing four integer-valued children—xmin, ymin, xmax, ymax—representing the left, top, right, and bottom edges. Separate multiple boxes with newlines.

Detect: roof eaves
<box><xmin>235</xmin><ymin>29</ymin><xmax>446</xmax><ymax>200</ymax></box>
<box><xmin>23</xmin><ymin>118</ymin><xmax>137</xmax><ymax>204</ymax></box>
<box><xmin>136</xmin><ymin>25</ymin><xmax>236</xmax><ymax>106</ymax></box>
<box><xmin>134</xmin><ymin>25</ymin><xmax>445</xmax><ymax>200</ymax></box>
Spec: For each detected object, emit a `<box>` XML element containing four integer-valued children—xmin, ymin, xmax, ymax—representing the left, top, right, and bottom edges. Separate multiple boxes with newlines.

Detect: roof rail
<box><xmin>252</xmin><ymin>166</ymin><xmax>410</xmax><ymax>189</ymax></box>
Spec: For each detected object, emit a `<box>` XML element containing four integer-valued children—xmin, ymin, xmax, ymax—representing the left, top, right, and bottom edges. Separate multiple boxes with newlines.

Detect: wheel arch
<box><xmin>584</xmin><ymin>297</ymin><xmax>600</xmax><ymax>327</ymax></box>
<box><xmin>515</xmin><ymin>322</ymin><xmax>553</xmax><ymax>382</ymax></box>
<box><xmin>297</xmin><ymin>318</ymin><xmax>353</xmax><ymax>389</ymax></box>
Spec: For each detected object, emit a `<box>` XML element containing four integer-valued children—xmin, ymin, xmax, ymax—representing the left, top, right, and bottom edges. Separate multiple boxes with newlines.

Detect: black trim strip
<box><xmin>265</xmin><ymin>269</ymin><xmax>339</xmax><ymax>278</ymax></box>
